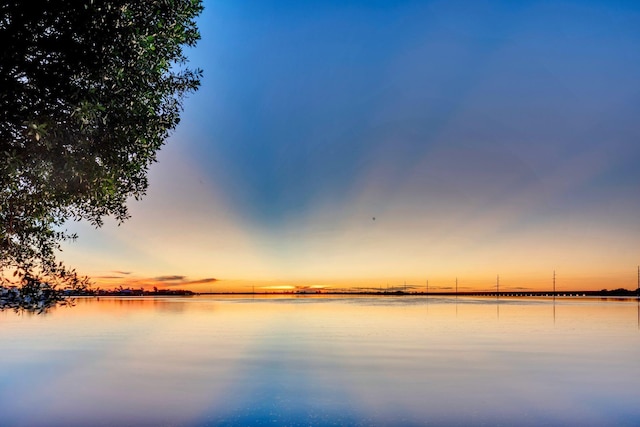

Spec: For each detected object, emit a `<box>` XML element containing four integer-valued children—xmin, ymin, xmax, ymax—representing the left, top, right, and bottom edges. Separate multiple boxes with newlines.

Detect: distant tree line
<box><xmin>89</xmin><ymin>286</ymin><xmax>195</xmax><ymax>296</ymax></box>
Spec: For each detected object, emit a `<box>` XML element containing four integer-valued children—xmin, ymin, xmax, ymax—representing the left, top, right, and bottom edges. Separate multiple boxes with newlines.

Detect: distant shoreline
<box><xmin>199</xmin><ymin>290</ymin><xmax>640</xmax><ymax>297</ymax></box>
<box><xmin>78</xmin><ymin>290</ymin><xmax>640</xmax><ymax>298</ymax></box>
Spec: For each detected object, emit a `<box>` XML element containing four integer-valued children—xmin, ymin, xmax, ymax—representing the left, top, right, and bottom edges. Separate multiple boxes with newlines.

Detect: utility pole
<box><xmin>455</xmin><ymin>277</ymin><xmax>458</xmax><ymax>295</ymax></box>
<box><xmin>426</xmin><ymin>279</ymin><xmax>429</xmax><ymax>295</ymax></box>
<box><xmin>553</xmin><ymin>270</ymin><xmax>556</xmax><ymax>296</ymax></box>
<box><xmin>497</xmin><ymin>274</ymin><xmax>500</xmax><ymax>298</ymax></box>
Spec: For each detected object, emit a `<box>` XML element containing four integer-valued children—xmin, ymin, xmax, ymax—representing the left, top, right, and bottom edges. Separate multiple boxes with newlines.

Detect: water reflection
<box><xmin>1</xmin><ymin>296</ymin><xmax>639</xmax><ymax>426</ymax></box>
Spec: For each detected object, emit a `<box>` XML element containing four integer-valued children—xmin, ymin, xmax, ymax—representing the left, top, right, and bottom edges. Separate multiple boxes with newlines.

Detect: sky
<box><xmin>62</xmin><ymin>0</ymin><xmax>640</xmax><ymax>292</ymax></box>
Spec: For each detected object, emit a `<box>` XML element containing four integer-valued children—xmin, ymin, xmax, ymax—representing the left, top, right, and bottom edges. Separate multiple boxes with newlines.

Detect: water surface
<box><xmin>1</xmin><ymin>296</ymin><xmax>638</xmax><ymax>426</ymax></box>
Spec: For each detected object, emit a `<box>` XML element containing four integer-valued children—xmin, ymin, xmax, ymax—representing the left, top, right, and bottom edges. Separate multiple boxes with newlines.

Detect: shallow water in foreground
<box><xmin>1</xmin><ymin>296</ymin><xmax>639</xmax><ymax>426</ymax></box>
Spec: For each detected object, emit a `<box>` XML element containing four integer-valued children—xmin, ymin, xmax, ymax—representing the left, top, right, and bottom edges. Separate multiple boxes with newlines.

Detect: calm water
<box><xmin>1</xmin><ymin>296</ymin><xmax>639</xmax><ymax>426</ymax></box>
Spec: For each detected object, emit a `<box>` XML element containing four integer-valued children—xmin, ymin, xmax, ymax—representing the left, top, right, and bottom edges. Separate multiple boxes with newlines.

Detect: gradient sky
<box><xmin>61</xmin><ymin>0</ymin><xmax>640</xmax><ymax>292</ymax></box>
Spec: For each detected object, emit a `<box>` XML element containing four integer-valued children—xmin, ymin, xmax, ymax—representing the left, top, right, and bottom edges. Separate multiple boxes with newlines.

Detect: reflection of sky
<box><xmin>1</xmin><ymin>297</ymin><xmax>639</xmax><ymax>426</ymax></box>
<box><xmin>62</xmin><ymin>0</ymin><xmax>640</xmax><ymax>290</ymax></box>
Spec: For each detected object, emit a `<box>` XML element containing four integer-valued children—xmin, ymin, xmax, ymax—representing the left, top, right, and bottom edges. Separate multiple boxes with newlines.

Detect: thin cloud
<box><xmin>154</xmin><ymin>275</ymin><xmax>186</xmax><ymax>282</ymax></box>
<box><xmin>185</xmin><ymin>277</ymin><xmax>217</xmax><ymax>285</ymax></box>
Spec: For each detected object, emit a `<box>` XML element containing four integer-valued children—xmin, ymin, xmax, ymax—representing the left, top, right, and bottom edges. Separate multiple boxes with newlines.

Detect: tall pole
<box><xmin>497</xmin><ymin>274</ymin><xmax>500</xmax><ymax>297</ymax></box>
<box><xmin>455</xmin><ymin>277</ymin><xmax>458</xmax><ymax>295</ymax></box>
<box><xmin>553</xmin><ymin>270</ymin><xmax>556</xmax><ymax>296</ymax></box>
<box><xmin>426</xmin><ymin>279</ymin><xmax>429</xmax><ymax>295</ymax></box>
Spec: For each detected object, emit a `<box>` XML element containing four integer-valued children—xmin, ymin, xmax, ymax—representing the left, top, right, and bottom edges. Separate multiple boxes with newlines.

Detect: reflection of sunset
<box><xmin>3</xmin><ymin>296</ymin><xmax>639</xmax><ymax>425</ymax></box>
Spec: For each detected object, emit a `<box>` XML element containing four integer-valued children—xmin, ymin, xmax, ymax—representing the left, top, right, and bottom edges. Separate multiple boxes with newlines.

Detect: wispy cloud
<box><xmin>184</xmin><ymin>277</ymin><xmax>217</xmax><ymax>285</ymax></box>
<box><xmin>154</xmin><ymin>275</ymin><xmax>186</xmax><ymax>282</ymax></box>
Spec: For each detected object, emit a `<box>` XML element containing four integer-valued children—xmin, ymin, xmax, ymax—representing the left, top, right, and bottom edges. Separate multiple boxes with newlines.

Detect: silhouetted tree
<box><xmin>1</xmin><ymin>0</ymin><xmax>203</xmax><ymax>309</ymax></box>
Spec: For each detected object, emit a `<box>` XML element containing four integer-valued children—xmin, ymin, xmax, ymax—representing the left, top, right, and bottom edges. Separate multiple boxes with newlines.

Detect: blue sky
<box><xmin>63</xmin><ymin>0</ymin><xmax>640</xmax><ymax>291</ymax></box>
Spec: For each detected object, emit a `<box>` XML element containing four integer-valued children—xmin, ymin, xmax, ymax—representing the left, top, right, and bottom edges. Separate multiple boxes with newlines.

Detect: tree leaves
<box><xmin>1</xmin><ymin>0</ymin><xmax>203</xmax><ymax>311</ymax></box>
